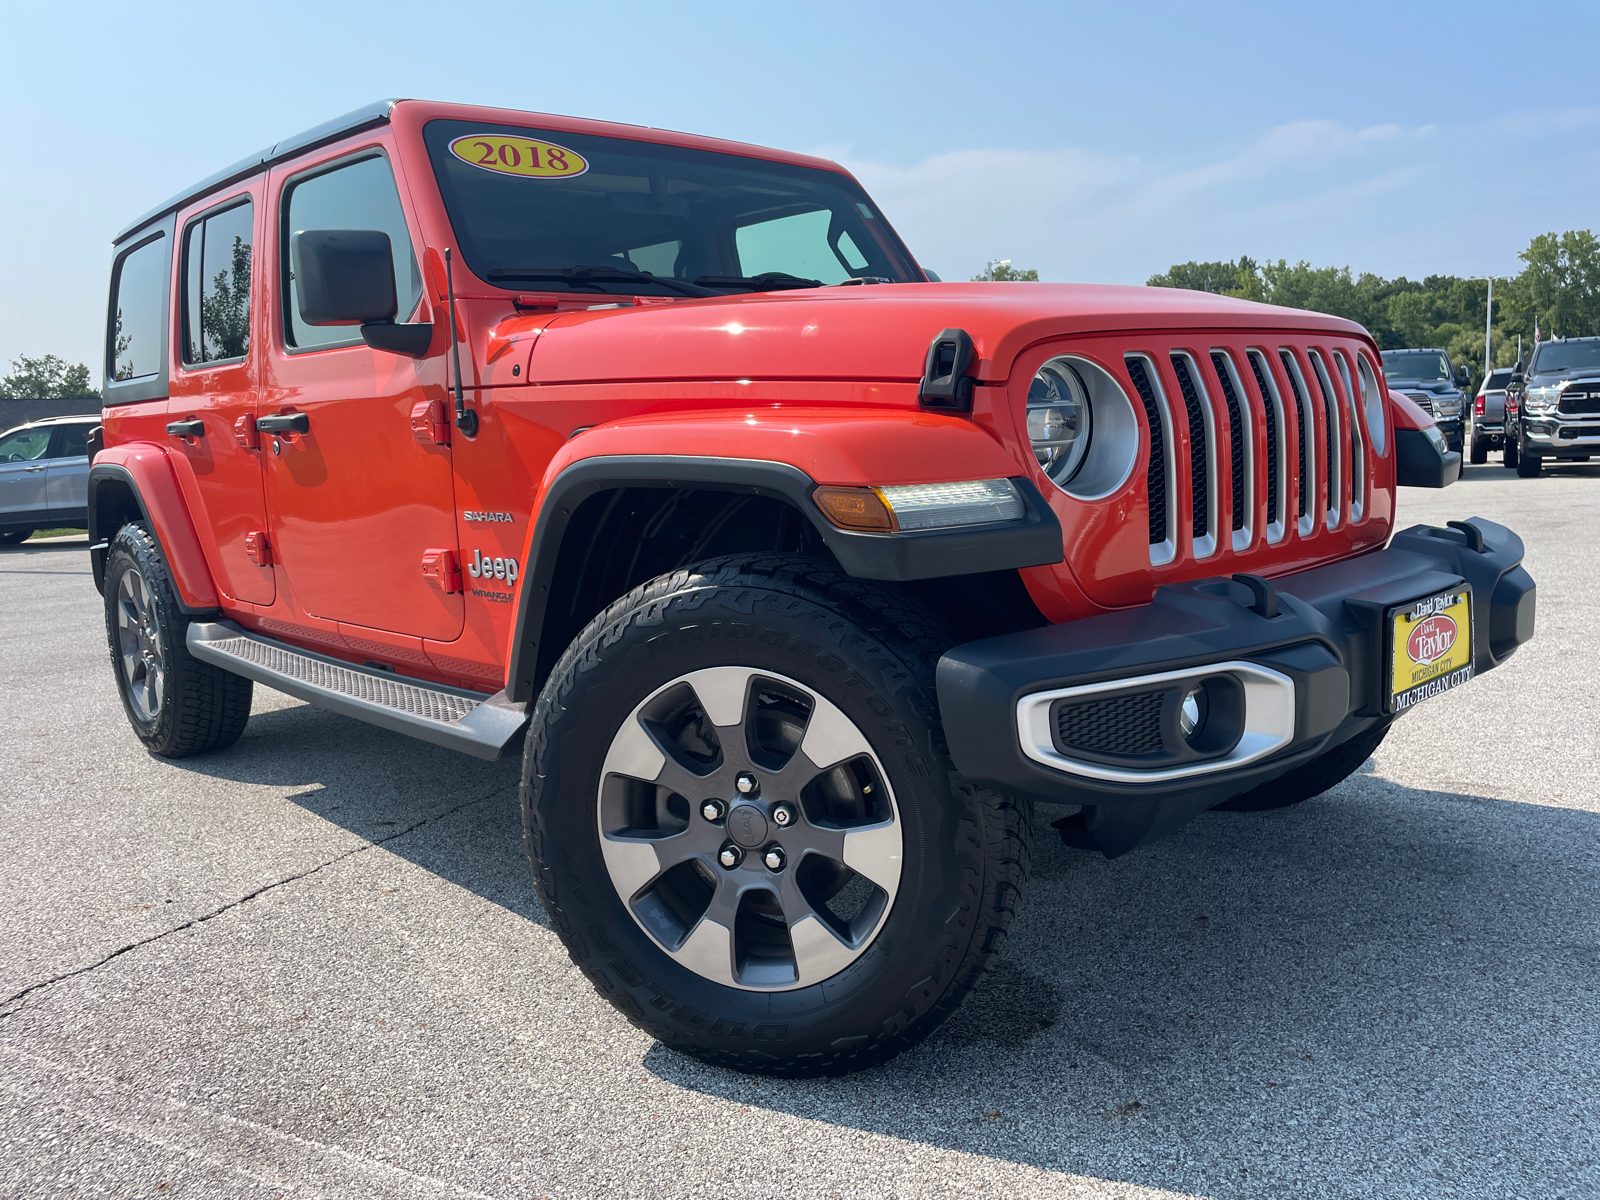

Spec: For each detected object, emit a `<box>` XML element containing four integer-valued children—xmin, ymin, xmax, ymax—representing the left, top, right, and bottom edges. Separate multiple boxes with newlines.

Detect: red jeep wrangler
<box><xmin>92</xmin><ymin>100</ymin><xmax>1536</xmax><ymax>1076</ymax></box>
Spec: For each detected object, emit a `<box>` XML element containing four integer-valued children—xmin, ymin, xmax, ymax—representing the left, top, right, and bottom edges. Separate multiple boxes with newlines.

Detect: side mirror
<box><xmin>1454</xmin><ymin>364</ymin><xmax>1469</xmax><ymax>387</ymax></box>
<box><xmin>290</xmin><ymin>230</ymin><xmax>432</xmax><ymax>356</ymax></box>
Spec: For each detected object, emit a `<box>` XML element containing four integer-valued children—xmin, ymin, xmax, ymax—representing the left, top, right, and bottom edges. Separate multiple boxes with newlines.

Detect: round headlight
<box><xmin>1027</xmin><ymin>359</ymin><xmax>1093</xmax><ymax>485</ymax></box>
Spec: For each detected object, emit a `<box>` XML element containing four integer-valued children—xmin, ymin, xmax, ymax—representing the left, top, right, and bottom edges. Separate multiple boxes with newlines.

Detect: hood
<box><xmin>500</xmin><ymin>283</ymin><xmax>1371</xmax><ymax>388</ymax></box>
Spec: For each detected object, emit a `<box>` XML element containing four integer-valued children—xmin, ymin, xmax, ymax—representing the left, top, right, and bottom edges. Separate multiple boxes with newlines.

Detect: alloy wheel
<box><xmin>116</xmin><ymin>567</ymin><xmax>164</xmax><ymax>721</ymax></box>
<box><xmin>596</xmin><ymin>666</ymin><xmax>903</xmax><ymax>991</ymax></box>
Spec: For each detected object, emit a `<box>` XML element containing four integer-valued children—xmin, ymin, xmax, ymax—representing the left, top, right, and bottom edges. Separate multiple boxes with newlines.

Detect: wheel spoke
<box><xmin>798</xmin><ymin>697</ymin><xmax>874</xmax><ymax>772</ymax></box>
<box><xmin>789</xmin><ymin>913</ymin><xmax>860</xmax><ymax>986</ymax></box>
<box><xmin>674</xmin><ymin>911</ymin><xmax>736</xmax><ymax>987</ymax></box>
<box><xmin>601</xmin><ymin>712</ymin><xmax>666</xmax><ymax>783</ymax></box>
<box><xmin>597</xmin><ymin>831</ymin><xmax>682</xmax><ymax>901</ymax></box>
<box><xmin>841</xmin><ymin>820</ymin><xmax>902</xmax><ymax>892</ymax></box>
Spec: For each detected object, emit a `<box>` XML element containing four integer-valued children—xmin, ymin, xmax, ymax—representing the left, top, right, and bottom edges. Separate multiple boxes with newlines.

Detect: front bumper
<box><xmin>1524</xmin><ymin>417</ymin><xmax>1600</xmax><ymax>455</ymax></box>
<box><xmin>937</xmin><ymin>518</ymin><xmax>1535</xmax><ymax>854</ymax></box>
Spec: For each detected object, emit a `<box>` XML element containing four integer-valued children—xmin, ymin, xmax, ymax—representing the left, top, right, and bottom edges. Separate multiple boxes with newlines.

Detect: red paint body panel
<box><xmin>93</xmin><ymin>440</ymin><xmax>219</xmax><ymax>611</ymax></box>
<box><xmin>99</xmin><ymin>98</ymin><xmax>1411</xmax><ymax>696</ymax></box>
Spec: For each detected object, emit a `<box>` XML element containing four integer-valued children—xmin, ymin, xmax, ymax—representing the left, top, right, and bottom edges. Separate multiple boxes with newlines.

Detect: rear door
<box><xmin>44</xmin><ymin>423</ymin><xmax>92</xmax><ymax>527</ymax></box>
<box><xmin>0</xmin><ymin>426</ymin><xmax>53</xmax><ymax>529</ymax></box>
<box><xmin>260</xmin><ymin>142</ymin><xmax>461</xmax><ymax>640</ymax></box>
<box><xmin>164</xmin><ymin>185</ymin><xmax>275</xmax><ymax>604</ymax></box>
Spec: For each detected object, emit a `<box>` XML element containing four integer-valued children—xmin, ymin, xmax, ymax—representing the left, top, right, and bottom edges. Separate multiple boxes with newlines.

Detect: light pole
<box><xmin>1470</xmin><ymin>276</ymin><xmax>1502</xmax><ymax>379</ymax></box>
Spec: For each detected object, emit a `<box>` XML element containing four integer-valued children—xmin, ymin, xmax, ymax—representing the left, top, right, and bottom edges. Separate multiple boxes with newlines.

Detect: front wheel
<box><xmin>1516</xmin><ymin>449</ymin><xmax>1542</xmax><ymax>478</ymax></box>
<box><xmin>521</xmin><ymin>554</ymin><xmax>1031</xmax><ymax>1076</ymax></box>
<box><xmin>1503</xmin><ymin>435</ymin><xmax>1519</xmax><ymax>468</ymax></box>
<box><xmin>103</xmin><ymin>522</ymin><xmax>253</xmax><ymax>757</ymax></box>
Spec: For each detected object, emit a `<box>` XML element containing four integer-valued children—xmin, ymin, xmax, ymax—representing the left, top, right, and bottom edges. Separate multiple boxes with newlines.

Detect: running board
<box><xmin>186</xmin><ymin>620</ymin><xmax>528</xmax><ymax>760</ymax></box>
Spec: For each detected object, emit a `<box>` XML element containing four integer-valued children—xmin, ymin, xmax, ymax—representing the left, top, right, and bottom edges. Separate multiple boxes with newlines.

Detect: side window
<box><xmin>108</xmin><ymin>235</ymin><xmax>168</xmax><ymax>381</ymax></box>
<box><xmin>53</xmin><ymin>426</ymin><xmax>89</xmax><ymax>459</ymax></box>
<box><xmin>0</xmin><ymin>429</ymin><xmax>53</xmax><ymax>463</ymax></box>
<box><xmin>182</xmin><ymin>200</ymin><xmax>253</xmax><ymax>365</ymax></box>
<box><xmin>736</xmin><ymin>210</ymin><xmax>852</xmax><ymax>284</ymax></box>
<box><xmin>283</xmin><ymin>155</ymin><xmax>421</xmax><ymax>350</ymax></box>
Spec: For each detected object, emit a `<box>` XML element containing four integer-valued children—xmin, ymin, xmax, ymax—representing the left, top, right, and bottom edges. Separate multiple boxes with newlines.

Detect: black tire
<box><xmin>0</xmin><ymin>529</ymin><xmax>33</xmax><ymax>546</ymax></box>
<box><xmin>103</xmin><ymin>522</ymin><xmax>253</xmax><ymax>758</ymax></box>
<box><xmin>1503</xmin><ymin>435</ymin><xmax>1519</xmax><ymax>468</ymax></box>
<box><xmin>1469</xmin><ymin>437</ymin><xmax>1489</xmax><ymax>465</ymax></box>
<box><xmin>1212</xmin><ymin>722</ymin><xmax>1390</xmax><ymax>812</ymax></box>
<box><xmin>1516</xmin><ymin>450</ymin><xmax>1541</xmax><ymax>478</ymax></box>
<box><xmin>520</xmin><ymin>553</ymin><xmax>1031</xmax><ymax>1077</ymax></box>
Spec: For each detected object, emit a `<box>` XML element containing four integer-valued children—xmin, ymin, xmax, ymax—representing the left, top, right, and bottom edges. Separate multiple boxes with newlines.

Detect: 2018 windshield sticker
<box><xmin>449</xmin><ymin>134</ymin><xmax>589</xmax><ymax>180</ymax></box>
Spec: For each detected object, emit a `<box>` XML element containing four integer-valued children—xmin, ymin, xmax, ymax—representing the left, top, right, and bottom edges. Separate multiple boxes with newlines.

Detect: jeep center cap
<box><xmin>726</xmin><ymin>802</ymin><xmax>769</xmax><ymax>848</ymax></box>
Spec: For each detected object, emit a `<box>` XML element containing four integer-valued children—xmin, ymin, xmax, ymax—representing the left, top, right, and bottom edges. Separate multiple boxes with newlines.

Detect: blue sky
<box><xmin>3</xmin><ymin>0</ymin><xmax>1597</xmax><ymax>384</ymax></box>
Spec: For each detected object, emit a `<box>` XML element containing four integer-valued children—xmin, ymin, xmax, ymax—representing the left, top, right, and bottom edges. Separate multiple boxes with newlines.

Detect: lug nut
<box><xmin>718</xmin><ymin>844</ymin><xmax>743</xmax><ymax>869</ymax></box>
<box><xmin>735</xmin><ymin>772</ymin><xmax>759</xmax><ymax>796</ymax></box>
<box><xmin>763</xmin><ymin>846</ymin><xmax>787</xmax><ymax>872</ymax></box>
<box><xmin>771</xmin><ymin>803</ymin><xmax>796</xmax><ymax>827</ymax></box>
<box><xmin>701</xmin><ymin>799</ymin><xmax>725</xmax><ymax>821</ymax></box>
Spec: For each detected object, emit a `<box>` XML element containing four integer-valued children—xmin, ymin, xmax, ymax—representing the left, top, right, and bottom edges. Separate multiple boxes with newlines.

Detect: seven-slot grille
<box><xmin>1124</xmin><ymin>343</ymin><xmax>1377</xmax><ymax>566</ymax></box>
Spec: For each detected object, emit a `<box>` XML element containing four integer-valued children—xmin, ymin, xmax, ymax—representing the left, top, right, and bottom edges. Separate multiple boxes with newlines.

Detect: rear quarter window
<box><xmin>109</xmin><ymin>235</ymin><xmax>167</xmax><ymax>381</ymax></box>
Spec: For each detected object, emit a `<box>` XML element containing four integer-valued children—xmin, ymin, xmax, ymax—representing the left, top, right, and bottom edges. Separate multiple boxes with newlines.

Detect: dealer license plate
<box><xmin>1388</xmin><ymin>587</ymin><xmax>1473</xmax><ymax>713</ymax></box>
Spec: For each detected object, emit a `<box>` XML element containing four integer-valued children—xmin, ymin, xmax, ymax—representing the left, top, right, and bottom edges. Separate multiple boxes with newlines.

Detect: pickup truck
<box><xmin>1469</xmin><ymin>368</ymin><xmax>1514</xmax><ymax>464</ymax></box>
<box><xmin>90</xmin><ymin>99</ymin><xmax>1536</xmax><ymax>1076</ymax></box>
<box><xmin>1504</xmin><ymin>336</ymin><xmax>1600</xmax><ymax>476</ymax></box>
<box><xmin>1381</xmin><ymin>348</ymin><xmax>1469</xmax><ymax>454</ymax></box>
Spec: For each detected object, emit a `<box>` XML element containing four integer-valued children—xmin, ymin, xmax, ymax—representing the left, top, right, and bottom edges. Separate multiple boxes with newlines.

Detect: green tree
<box><xmin>1519</xmin><ymin>230</ymin><xmax>1600</xmax><ymax>338</ymax></box>
<box><xmin>973</xmin><ymin>261</ymin><xmax>1040</xmax><ymax>281</ymax></box>
<box><xmin>1145</xmin><ymin>257</ymin><xmax>1257</xmax><ymax>295</ymax></box>
<box><xmin>0</xmin><ymin>354</ymin><xmax>98</xmax><ymax>399</ymax></box>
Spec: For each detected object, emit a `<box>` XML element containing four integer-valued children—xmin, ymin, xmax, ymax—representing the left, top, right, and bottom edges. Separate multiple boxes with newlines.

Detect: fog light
<box><xmin>1179</xmin><ymin>684</ymin><xmax>1207</xmax><ymax>741</ymax></box>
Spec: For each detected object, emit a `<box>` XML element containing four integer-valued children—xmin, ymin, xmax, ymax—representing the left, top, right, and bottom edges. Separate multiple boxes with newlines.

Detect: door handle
<box><xmin>24</xmin><ymin>465</ymin><xmax>46</xmax><ymax>472</ymax></box>
<box><xmin>256</xmin><ymin>413</ymin><xmax>310</xmax><ymax>434</ymax></box>
<box><xmin>166</xmin><ymin>418</ymin><xmax>205</xmax><ymax>439</ymax></box>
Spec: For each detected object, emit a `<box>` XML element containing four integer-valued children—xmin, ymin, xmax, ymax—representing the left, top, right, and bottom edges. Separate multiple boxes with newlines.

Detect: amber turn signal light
<box><xmin>813</xmin><ymin>486</ymin><xmax>896</xmax><ymax>532</ymax></box>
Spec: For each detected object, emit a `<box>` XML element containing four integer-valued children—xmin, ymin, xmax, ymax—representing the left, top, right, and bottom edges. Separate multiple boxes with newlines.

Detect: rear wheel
<box><xmin>1213</xmin><ymin>722</ymin><xmax>1389</xmax><ymax>812</ymax></box>
<box><xmin>1469</xmin><ymin>437</ymin><xmax>1489</xmax><ymax>465</ymax></box>
<box><xmin>1516</xmin><ymin>449</ymin><xmax>1542</xmax><ymax>477</ymax></box>
<box><xmin>0</xmin><ymin>529</ymin><xmax>33</xmax><ymax>546</ymax></box>
<box><xmin>521</xmin><ymin>554</ymin><xmax>1031</xmax><ymax>1076</ymax></box>
<box><xmin>103</xmin><ymin>522</ymin><xmax>253</xmax><ymax>758</ymax></box>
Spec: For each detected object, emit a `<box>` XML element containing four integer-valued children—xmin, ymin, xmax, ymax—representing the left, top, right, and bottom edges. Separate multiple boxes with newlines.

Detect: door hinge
<box><xmin>244</xmin><ymin>530</ymin><xmax>272</xmax><ymax>566</ymax></box>
<box><xmin>234</xmin><ymin>414</ymin><xmax>259</xmax><ymax>449</ymax></box>
<box><xmin>411</xmin><ymin>398</ymin><xmax>452</xmax><ymax>446</ymax></box>
<box><xmin>421</xmin><ymin>548</ymin><xmax>463</xmax><ymax>594</ymax></box>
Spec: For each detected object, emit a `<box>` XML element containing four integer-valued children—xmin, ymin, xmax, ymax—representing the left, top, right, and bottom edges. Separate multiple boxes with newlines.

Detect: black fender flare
<box><xmin>506</xmin><ymin>455</ymin><xmax>1062</xmax><ymax>703</ymax></box>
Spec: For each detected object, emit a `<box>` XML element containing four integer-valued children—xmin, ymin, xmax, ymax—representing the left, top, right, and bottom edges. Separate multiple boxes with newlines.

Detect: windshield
<box><xmin>424</xmin><ymin>120</ymin><xmax>923</xmax><ymax>297</ymax></box>
<box><xmin>1530</xmin><ymin>341</ymin><xmax>1600</xmax><ymax>375</ymax></box>
<box><xmin>1381</xmin><ymin>352</ymin><xmax>1449</xmax><ymax>382</ymax></box>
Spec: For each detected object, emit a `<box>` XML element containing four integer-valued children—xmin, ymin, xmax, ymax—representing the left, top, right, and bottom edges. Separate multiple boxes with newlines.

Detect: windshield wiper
<box><xmin>693</xmin><ymin>272</ymin><xmax>824</xmax><ymax>293</ymax></box>
<box><xmin>486</xmin><ymin>266</ymin><xmax>717</xmax><ymax>298</ymax></box>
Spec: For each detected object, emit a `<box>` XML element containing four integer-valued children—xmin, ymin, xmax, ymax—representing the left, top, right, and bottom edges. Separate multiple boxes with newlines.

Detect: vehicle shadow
<box><xmin>166</xmin><ymin>699</ymin><xmax>1599</xmax><ymax>1198</ymax></box>
<box><xmin>641</xmin><ymin>772</ymin><xmax>1600</xmax><ymax>1199</ymax></box>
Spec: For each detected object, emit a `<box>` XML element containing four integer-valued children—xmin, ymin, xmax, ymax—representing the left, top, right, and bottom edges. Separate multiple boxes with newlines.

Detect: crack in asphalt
<box><xmin>0</xmin><ymin>782</ymin><xmax>518</xmax><ymax>1018</ymax></box>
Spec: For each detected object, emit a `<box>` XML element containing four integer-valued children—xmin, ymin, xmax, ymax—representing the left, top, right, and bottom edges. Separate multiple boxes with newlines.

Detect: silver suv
<box><xmin>0</xmin><ymin>416</ymin><xmax>97</xmax><ymax>545</ymax></box>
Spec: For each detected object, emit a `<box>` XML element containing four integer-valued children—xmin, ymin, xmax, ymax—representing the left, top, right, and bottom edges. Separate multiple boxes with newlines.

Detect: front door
<box><xmin>164</xmin><ymin>186</ymin><xmax>275</xmax><ymax>605</ymax></box>
<box><xmin>0</xmin><ymin>425</ymin><xmax>53</xmax><ymax>531</ymax></box>
<box><xmin>260</xmin><ymin>146</ymin><xmax>461</xmax><ymax>641</ymax></box>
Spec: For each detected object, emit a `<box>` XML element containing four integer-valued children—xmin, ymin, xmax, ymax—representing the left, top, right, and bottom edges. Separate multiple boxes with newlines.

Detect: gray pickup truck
<box><xmin>1381</xmin><ymin>348</ymin><xmax>1469</xmax><ymax>454</ymax></box>
<box><xmin>1470</xmin><ymin>367</ymin><xmax>1514</xmax><ymax>464</ymax></box>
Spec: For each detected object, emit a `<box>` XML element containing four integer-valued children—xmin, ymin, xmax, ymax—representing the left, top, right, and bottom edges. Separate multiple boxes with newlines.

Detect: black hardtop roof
<box><xmin>114</xmin><ymin>99</ymin><xmax>401</xmax><ymax>245</ymax></box>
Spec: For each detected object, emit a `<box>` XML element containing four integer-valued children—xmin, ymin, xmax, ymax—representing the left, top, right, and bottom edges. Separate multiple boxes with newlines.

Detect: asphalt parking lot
<box><xmin>2</xmin><ymin>463</ymin><xmax>1596</xmax><ymax>1200</ymax></box>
